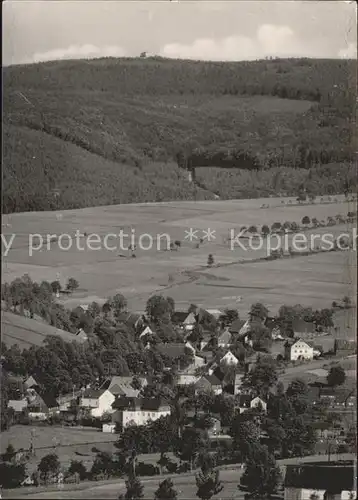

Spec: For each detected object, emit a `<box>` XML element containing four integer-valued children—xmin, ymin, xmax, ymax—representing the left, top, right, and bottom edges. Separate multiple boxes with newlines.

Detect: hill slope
<box><xmin>3</xmin><ymin>57</ymin><xmax>356</xmax><ymax>213</ymax></box>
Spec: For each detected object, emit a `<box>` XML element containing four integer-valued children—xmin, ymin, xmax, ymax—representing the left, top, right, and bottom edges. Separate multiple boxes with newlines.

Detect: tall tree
<box><xmin>154</xmin><ymin>478</ymin><xmax>178</xmax><ymax>500</ymax></box>
<box><xmin>146</xmin><ymin>295</ymin><xmax>173</xmax><ymax>323</ymax></box>
<box><xmin>250</xmin><ymin>303</ymin><xmax>269</xmax><ymax>321</ymax></box>
<box><xmin>240</xmin><ymin>445</ymin><xmax>281</xmax><ymax>498</ymax></box>
<box><xmin>120</xmin><ymin>470</ymin><xmax>144</xmax><ymax>500</ymax></box>
<box><xmin>196</xmin><ymin>467</ymin><xmax>223</xmax><ymax>500</ymax></box>
<box><xmin>327</xmin><ymin>365</ymin><xmax>346</xmax><ymax>387</ymax></box>
<box><xmin>37</xmin><ymin>453</ymin><xmax>60</xmax><ymax>484</ymax></box>
<box><xmin>243</xmin><ymin>355</ymin><xmax>278</xmax><ymax>397</ymax></box>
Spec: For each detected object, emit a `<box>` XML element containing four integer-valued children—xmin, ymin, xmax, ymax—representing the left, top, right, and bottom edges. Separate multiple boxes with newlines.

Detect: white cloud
<box><xmin>160</xmin><ymin>35</ymin><xmax>257</xmax><ymax>61</ymax></box>
<box><xmin>160</xmin><ymin>23</ymin><xmax>328</xmax><ymax>61</ymax></box>
<box><xmin>338</xmin><ymin>42</ymin><xmax>357</xmax><ymax>59</ymax></box>
<box><xmin>32</xmin><ymin>44</ymin><xmax>126</xmax><ymax>63</ymax></box>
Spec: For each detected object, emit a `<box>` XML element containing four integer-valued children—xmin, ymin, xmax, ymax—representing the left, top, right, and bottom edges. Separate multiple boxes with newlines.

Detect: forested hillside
<box><xmin>3</xmin><ymin>57</ymin><xmax>356</xmax><ymax>213</ymax></box>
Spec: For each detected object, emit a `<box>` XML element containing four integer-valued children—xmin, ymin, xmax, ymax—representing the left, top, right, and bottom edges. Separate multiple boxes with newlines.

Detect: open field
<box><xmin>2</xmin><ymin>197</ymin><xmax>356</xmax><ymax>321</ymax></box>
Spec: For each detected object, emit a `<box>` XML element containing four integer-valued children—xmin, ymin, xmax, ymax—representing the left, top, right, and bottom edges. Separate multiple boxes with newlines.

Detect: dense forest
<box><xmin>3</xmin><ymin>57</ymin><xmax>356</xmax><ymax>213</ymax></box>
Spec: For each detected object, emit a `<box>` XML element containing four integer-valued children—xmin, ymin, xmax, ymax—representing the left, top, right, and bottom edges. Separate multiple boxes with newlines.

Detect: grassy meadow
<box><xmin>2</xmin><ymin>197</ymin><xmax>356</xmax><ymax>322</ymax></box>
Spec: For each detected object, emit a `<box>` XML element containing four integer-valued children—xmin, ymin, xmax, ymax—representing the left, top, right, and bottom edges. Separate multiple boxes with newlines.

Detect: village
<box><xmin>2</xmin><ymin>291</ymin><xmax>356</xmax><ymax>495</ymax></box>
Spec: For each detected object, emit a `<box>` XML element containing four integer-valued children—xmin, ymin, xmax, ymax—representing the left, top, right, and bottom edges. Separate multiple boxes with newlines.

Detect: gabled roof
<box><xmin>238</xmin><ymin>394</ymin><xmax>252</xmax><ymax>407</ymax></box>
<box><xmin>203</xmin><ymin>374</ymin><xmax>222</xmax><ymax>387</ymax></box>
<box><xmin>24</xmin><ymin>375</ymin><xmax>38</xmax><ymax>389</ymax></box>
<box><xmin>139</xmin><ymin>325</ymin><xmax>153</xmax><ymax>338</ymax></box>
<box><xmin>141</xmin><ymin>398</ymin><xmax>170</xmax><ymax>411</ymax></box>
<box><xmin>218</xmin><ymin>329</ymin><xmax>232</xmax><ymax>344</ymax></box>
<box><xmin>39</xmin><ymin>392</ymin><xmax>59</xmax><ymax>409</ymax></box>
<box><xmin>205</xmin><ymin>309</ymin><xmax>223</xmax><ymax>319</ymax></box>
<box><xmin>81</xmin><ymin>389</ymin><xmax>105</xmax><ymax>399</ymax></box>
<box><xmin>109</xmin><ymin>384</ymin><xmax>139</xmax><ymax>398</ymax></box>
<box><xmin>183</xmin><ymin>312</ymin><xmax>196</xmax><ymax>324</ymax></box>
<box><xmin>291</xmin><ymin>338</ymin><xmax>313</xmax><ymax>348</ymax></box>
<box><xmin>220</xmin><ymin>350</ymin><xmax>239</xmax><ymax>362</ymax></box>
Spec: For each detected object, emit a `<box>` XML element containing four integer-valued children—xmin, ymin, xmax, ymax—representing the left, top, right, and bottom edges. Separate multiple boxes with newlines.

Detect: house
<box><xmin>177</xmin><ymin>374</ymin><xmax>200</xmax><ymax>387</ymax></box>
<box><xmin>56</xmin><ymin>391</ymin><xmax>82</xmax><ymax>412</ymax></box>
<box><xmin>286</xmin><ymin>339</ymin><xmax>314</xmax><ymax>361</ymax></box>
<box><xmin>184</xmin><ymin>355</ymin><xmax>207</xmax><ymax>373</ymax></box>
<box><xmin>217</xmin><ymin>328</ymin><xmax>232</xmax><ymax>348</ymax></box>
<box><xmin>26</xmin><ymin>388</ymin><xmax>59</xmax><ymax>420</ymax></box>
<box><xmin>234</xmin><ymin>374</ymin><xmax>244</xmax><ymax>395</ymax></box>
<box><xmin>139</xmin><ymin>325</ymin><xmax>154</xmax><ymax>339</ymax></box>
<box><xmin>75</xmin><ymin>328</ymin><xmax>88</xmax><ymax>342</ymax></box>
<box><xmin>182</xmin><ymin>312</ymin><xmax>197</xmax><ymax>331</ymax></box>
<box><xmin>102</xmin><ymin>423</ymin><xmax>116</xmax><ymax>433</ymax></box>
<box><xmin>101</xmin><ymin>376</ymin><xmax>147</xmax><ymax>398</ymax></box>
<box><xmin>205</xmin><ymin>309</ymin><xmax>223</xmax><ymax>320</ymax></box>
<box><xmin>208</xmin><ymin>417</ymin><xmax>221</xmax><ymax>436</ymax></box>
<box><xmin>8</xmin><ymin>399</ymin><xmax>28</xmax><ymax>413</ymax></box>
<box><xmin>171</xmin><ymin>311</ymin><xmax>195</xmax><ymax>331</ymax></box>
<box><xmin>79</xmin><ymin>389</ymin><xmax>115</xmax><ymax>418</ymax></box>
<box><xmin>220</xmin><ymin>351</ymin><xmax>239</xmax><ymax>366</ymax></box>
<box><xmin>24</xmin><ymin>376</ymin><xmax>39</xmax><ymax>390</ymax></box>
<box><xmin>195</xmin><ymin>375</ymin><xmax>222</xmax><ymax>395</ymax></box>
<box><xmin>238</xmin><ymin>319</ymin><xmax>251</xmax><ymax>337</ymax></box>
<box><xmin>284</xmin><ymin>460</ymin><xmax>355</xmax><ymax>500</ymax></box>
<box><xmin>112</xmin><ymin>397</ymin><xmax>171</xmax><ymax>429</ymax></box>
<box><xmin>250</xmin><ymin>396</ymin><xmax>267</xmax><ymax>412</ymax></box>
<box><xmin>199</xmin><ymin>336</ymin><xmax>210</xmax><ymax>351</ymax></box>
<box><xmin>237</xmin><ymin>394</ymin><xmax>267</xmax><ymax>414</ymax></box>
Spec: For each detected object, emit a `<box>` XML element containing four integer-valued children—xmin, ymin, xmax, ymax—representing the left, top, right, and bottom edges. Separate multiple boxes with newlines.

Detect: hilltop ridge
<box><xmin>3</xmin><ymin>57</ymin><xmax>356</xmax><ymax>213</ymax></box>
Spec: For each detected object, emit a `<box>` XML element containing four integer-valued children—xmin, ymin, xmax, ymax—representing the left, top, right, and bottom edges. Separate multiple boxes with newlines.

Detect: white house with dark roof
<box><xmin>79</xmin><ymin>389</ymin><xmax>115</xmax><ymax>418</ymax></box>
<box><xmin>183</xmin><ymin>312</ymin><xmax>196</xmax><ymax>331</ymax></box>
<box><xmin>220</xmin><ymin>350</ymin><xmax>239</xmax><ymax>366</ymax></box>
<box><xmin>217</xmin><ymin>328</ymin><xmax>232</xmax><ymax>348</ymax></box>
<box><xmin>139</xmin><ymin>325</ymin><xmax>154</xmax><ymax>339</ymax></box>
<box><xmin>112</xmin><ymin>398</ymin><xmax>171</xmax><ymax>428</ymax></box>
<box><xmin>238</xmin><ymin>394</ymin><xmax>267</xmax><ymax>413</ymax></box>
<box><xmin>286</xmin><ymin>339</ymin><xmax>314</xmax><ymax>361</ymax></box>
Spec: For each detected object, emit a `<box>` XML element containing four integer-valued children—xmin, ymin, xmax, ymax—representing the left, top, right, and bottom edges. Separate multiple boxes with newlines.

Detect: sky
<box><xmin>3</xmin><ymin>1</ymin><xmax>357</xmax><ymax>66</ymax></box>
